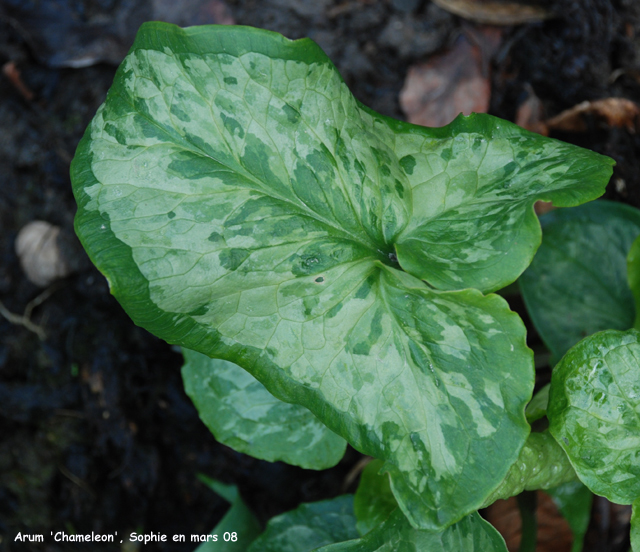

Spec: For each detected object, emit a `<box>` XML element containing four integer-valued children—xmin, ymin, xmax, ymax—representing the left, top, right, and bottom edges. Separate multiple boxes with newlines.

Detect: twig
<box><xmin>0</xmin><ymin>283</ymin><xmax>63</xmax><ymax>340</ymax></box>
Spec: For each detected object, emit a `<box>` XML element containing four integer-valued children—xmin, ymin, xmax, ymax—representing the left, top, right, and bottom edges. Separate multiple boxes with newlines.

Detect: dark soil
<box><xmin>1</xmin><ymin>0</ymin><xmax>639</xmax><ymax>551</ymax></box>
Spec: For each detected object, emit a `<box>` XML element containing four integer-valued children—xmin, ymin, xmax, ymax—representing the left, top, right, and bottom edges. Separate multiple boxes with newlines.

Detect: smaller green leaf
<box><xmin>520</xmin><ymin>201</ymin><xmax>640</xmax><ymax>360</ymax></box>
<box><xmin>182</xmin><ymin>348</ymin><xmax>346</xmax><ymax>469</ymax></box>
<box><xmin>631</xmin><ymin>499</ymin><xmax>640</xmax><ymax>552</ymax></box>
<box><xmin>246</xmin><ymin>496</ymin><xmax>358</xmax><ymax>552</ymax></box>
<box><xmin>317</xmin><ymin>509</ymin><xmax>507</xmax><ymax>552</ymax></box>
<box><xmin>353</xmin><ymin>459</ymin><xmax>398</xmax><ymax>536</ymax></box>
<box><xmin>545</xmin><ymin>481</ymin><xmax>592</xmax><ymax>552</ymax></box>
<box><xmin>197</xmin><ymin>475</ymin><xmax>261</xmax><ymax>552</ymax></box>
<box><xmin>549</xmin><ymin>329</ymin><xmax>640</xmax><ymax>504</ymax></box>
<box><xmin>526</xmin><ymin>384</ymin><xmax>550</xmax><ymax>423</ymax></box>
<box><xmin>481</xmin><ymin>431</ymin><xmax>577</xmax><ymax>507</ymax></box>
<box><xmin>627</xmin><ymin>235</ymin><xmax>640</xmax><ymax>331</ymax></box>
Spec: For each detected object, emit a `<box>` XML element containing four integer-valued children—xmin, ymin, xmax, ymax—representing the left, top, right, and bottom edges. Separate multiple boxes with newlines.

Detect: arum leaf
<box><xmin>520</xmin><ymin>201</ymin><xmax>640</xmax><ymax>360</ymax></box>
<box><xmin>317</xmin><ymin>509</ymin><xmax>507</xmax><ymax>552</ymax></box>
<box><xmin>245</xmin><ymin>495</ymin><xmax>358</xmax><ymax>552</ymax></box>
<box><xmin>182</xmin><ymin>348</ymin><xmax>346</xmax><ymax>469</ymax></box>
<box><xmin>393</xmin><ymin>118</ymin><xmax>612</xmax><ymax>293</ymax></box>
<box><xmin>353</xmin><ymin>459</ymin><xmax>397</xmax><ymax>536</ymax></box>
<box><xmin>71</xmin><ymin>22</ymin><xmax>610</xmax><ymax>530</ymax></box>
<box><xmin>545</xmin><ymin>481</ymin><xmax>592</xmax><ymax>552</ymax></box>
<box><xmin>197</xmin><ymin>475</ymin><xmax>261</xmax><ymax>551</ymax></box>
<box><xmin>632</xmin><ymin>499</ymin><xmax>640</xmax><ymax>552</ymax></box>
<box><xmin>548</xmin><ymin>329</ymin><xmax>640</xmax><ymax>504</ymax></box>
<box><xmin>627</xmin><ymin>234</ymin><xmax>640</xmax><ymax>331</ymax></box>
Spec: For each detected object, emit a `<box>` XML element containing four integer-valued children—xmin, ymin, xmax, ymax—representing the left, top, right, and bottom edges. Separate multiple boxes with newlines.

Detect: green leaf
<box><xmin>525</xmin><ymin>384</ymin><xmax>550</xmax><ymax>423</ymax></box>
<box><xmin>246</xmin><ymin>495</ymin><xmax>358</xmax><ymax>552</ymax></box>
<box><xmin>70</xmin><ymin>23</ymin><xmax>611</xmax><ymax>530</ymax></box>
<box><xmin>182</xmin><ymin>348</ymin><xmax>346</xmax><ymax>469</ymax></box>
<box><xmin>520</xmin><ymin>201</ymin><xmax>640</xmax><ymax>360</ymax></box>
<box><xmin>627</xmin><ymin>235</ymin><xmax>640</xmax><ymax>331</ymax></box>
<box><xmin>392</xmin><ymin>118</ymin><xmax>613</xmax><ymax>294</ymax></box>
<box><xmin>481</xmin><ymin>431</ymin><xmax>577</xmax><ymax>507</ymax></box>
<box><xmin>545</xmin><ymin>481</ymin><xmax>592</xmax><ymax>552</ymax></box>
<box><xmin>631</xmin><ymin>498</ymin><xmax>640</xmax><ymax>552</ymax></box>
<box><xmin>353</xmin><ymin>459</ymin><xmax>397</xmax><ymax>536</ymax></box>
<box><xmin>197</xmin><ymin>475</ymin><xmax>262</xmax><ymax>551</ymax></box>
<box><xmin>548</xmin><ymin>329</ymin><xmax>640</xmax><ymax>504</ymax></box>
<box><xmin>316</xmin><ymin>509</ymin><xmax>507</xmax><ymax>552</ymax></box>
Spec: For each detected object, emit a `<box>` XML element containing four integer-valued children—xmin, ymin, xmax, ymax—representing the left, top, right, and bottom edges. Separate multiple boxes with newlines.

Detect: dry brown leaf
<box><xmin>484</xmin><ymin>491</ymin><xmax>574</xmax><ymax>552</ymax></box>
<box><xmin>515</xmin><ymin>84</ymin><xmax>548</xmax><ymax>135</ymax></box>
<box><xmin>432</xmin><ymin>0</ymin><xmax>553</xmax><ymax>25</ymax></box>
<box><xmin>400</xmin><ymin>27</ymin><xmax>502</xmax><ymax>127</ymax></box>
<box><xmin>546</xmin><ymin>98</ymin><xmax>640</xmax><ymax>133</ymax></box>
<box><xmin>2</xmin><ymin>61</ymin><xmax>34</xmax><ymax>101</ymax></box>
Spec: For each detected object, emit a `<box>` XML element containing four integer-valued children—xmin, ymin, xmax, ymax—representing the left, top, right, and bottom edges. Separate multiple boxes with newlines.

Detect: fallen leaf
<box><xmin>546</xmin><ymin>98</ymin><xmax>639</xmax><ymax>133</ymax></box>
<box><xmin>400</xmin><ymin>26</ymin><xmax>502</xmax><ymax>127</ymax></box>
<box><xmin>2</xmin><ymin>62</ymin><xmax>35</xmax><ymax>101</ymax></box>
<box><xmin>484</xmin><ymin>491</ymin><xmax>573</xmax><ymax>552</ymax></box>
<box><xmin>432</xmin><ymin>0</ymin><xmax>553</xmax><ymax>25</ymax></box>
<box><xmin>515</xmin><ymin>84</ymin><xmax>548</xmax><ymax>135</ymax></box>
<box><xmin>0</xmin><ymin>0</ymin><xmax>235</xmax><ymax>68</ymax></box>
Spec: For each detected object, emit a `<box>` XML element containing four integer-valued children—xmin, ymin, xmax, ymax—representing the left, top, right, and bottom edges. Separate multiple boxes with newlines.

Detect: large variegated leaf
<box><xmin>71</xmin><ymin>23</ymin><xmax>612</xmax><ymax>529</ymax></box>
<box><xmin>520</xmin><ymin>201</ymin><xmax>640</xmax><ymax>360</ymax></box>
<box><xmin>548</xmin><ymin>329</ymin><xmax>640</xmax><ymax>504</ymax></box>
<box><xmin>182</xmin><ymin>348</ymin><xmax>346</xmax><ymax>469</ymax></box>
<box><xmin>317</xmin><ymin>509</ymin><xmax>507</xmax><ymax>552</ymax></box>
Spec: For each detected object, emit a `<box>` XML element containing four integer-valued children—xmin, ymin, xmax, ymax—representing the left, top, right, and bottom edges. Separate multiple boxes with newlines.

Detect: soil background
<box><xmin>1</xmin><ymin>0</ymin><xmax>640</xmax><ymax>551</ymax></box>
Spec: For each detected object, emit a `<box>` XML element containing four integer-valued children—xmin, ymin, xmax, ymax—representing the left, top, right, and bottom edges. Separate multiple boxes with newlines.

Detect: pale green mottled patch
<box><xmin>317</xmin><ymin>509</ymin><xmax>507</xmax><ymax>552</ymax></box>
<box><xmin>549</xmin><ymin>329</ymin><xmax>640</xmax><ymax>504</ymax></box>
<box><xmin>520</xmin><ymin>201</ymin><xmax>640</xmax><ymax>360</ymax></box>
<box><xmin>182</xmin><ymin>348</ymin><xmax>346</xmax><ymax>469</ymax></box>
<box><xmin>71</xmin><ymin>23</ymin><xmax>612</xmax><ymax>532</ymax></box>
<box><xmin>246</xmin><ymin>496</ymin><xmax>358</xmax><ymax>552</ymax></box>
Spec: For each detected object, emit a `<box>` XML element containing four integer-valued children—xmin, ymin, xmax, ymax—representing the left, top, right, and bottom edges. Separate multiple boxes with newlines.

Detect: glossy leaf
<box><xmin>317</xmin><ymin>509</ymin><xmax>507</xmax><ymax>552</ymax></box>
<box><xmin>393</xmin><ymin>122</ymin><xmax>612</xmax><ymax>293</ymax></box>
<box><xmin>481</xmin><ymin>431</ymin><xmax>577</xmax><ymax>507</ymax></box>
<box><xmin>632</xmin><ymin>498</ymin><xmax>640</xmax><ymax>552</ymax></box>
<box><xmin>353</xmin><ymin>459</ymin><xmax>397</xmax><ymax>536</ymax></box>
<box><xmin>197</xmin><ymin>475</ymin><xmax>261</xmax><ymax>552</ymax></box>
<box><xmin>549</xmin><ymin>329</ymin><xmax>640</xmax><ymax>504</ymax></box>
<box><xmin>245</xmin><ymin>495</ymin><xmax>358</xmax><ymax>552</ymax></box>
<box><xmin>627</xmin><ymin>234</ymin><xmax>640</xmax><ymax>331</ymax></box>
<box><xmin>70</xmin><ymin>23</ymin><xmax>611</xmax><ymax>529</ymax></box>
<box><xmin>520</xmin><ymin>201</ymin><xmax>640</xmax><ymax>360</ymax></box>
<box><xmin>545</xmin><ymin>481</ymin><xmax>592</xmax><ymax>552</ymax></box>
<box><xmin>182</xmin><ymin>348</ymin><xmax>346</xmax><ymax>469</ymax></box>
